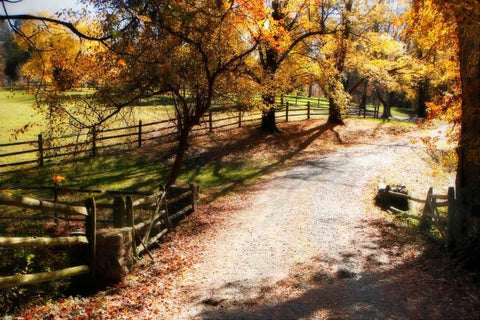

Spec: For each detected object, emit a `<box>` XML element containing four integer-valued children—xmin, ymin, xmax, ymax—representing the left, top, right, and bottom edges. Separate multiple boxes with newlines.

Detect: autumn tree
<box><xmin>14</xmin><ymin>16</ymin><xmax>91</xmax><ymax>91</ymax></box>
<box><xmin>438</xmin><ymin>0</ymin><xmax>480</xmax><ymax>242</ymax></box>
<box><xmin>407</xmin><ymin>0</ymin><xmax>480</xmax><ymax>248</ymax></box>
<box><xmin>0</xmin><ymin>20</ymin><xmax>29</xmax><ymax>82</ymax></box>
<box><xmin>403</xmin><ymin>0</ymin><xmax>460</xmax><ymax>118</ymax></box>
<box><xmin>241</xmin><ymin>0</ymin><xmax>346</xmax><ymax>132</ymax></box>
<box><xmin>1</xmin><ymin>0</ymin><xmax>259</xmax><ymax>185</ymax></box>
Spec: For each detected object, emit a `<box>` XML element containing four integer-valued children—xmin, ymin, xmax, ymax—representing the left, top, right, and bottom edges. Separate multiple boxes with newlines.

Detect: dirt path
<box><xmin>10</xmin><ymin>121</ymin><xmax>479</xmax><ymax>319</ymax></box>
<box><xmin>162</xmin><ymin>134</ymin><xmax>476</xmax><ymax>319</ymax></box>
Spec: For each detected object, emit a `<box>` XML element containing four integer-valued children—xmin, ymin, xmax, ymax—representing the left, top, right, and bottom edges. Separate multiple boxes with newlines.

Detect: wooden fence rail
<box><xmin>380</xmin><ymin>186</ymin><xmax>458</xmax><ymax>248</ymax></box>
<box><xmin>0</xmin><ymin>196</ymin><xmax>96</xmax><ymax>289</ymax></box>
<box><xmin>122</xmin><ymin>185</ymin><xmax>195</xmax><ymax>258</ymax></box>
<box><xmin>1</xmin><ymin>182</ymin><xmax>196</xmax><ymax>289</ymax></box>
<box><xmin>0</xmin><ymin>101</ymin><xmax>379</xmax><ymax>169</ymax></box>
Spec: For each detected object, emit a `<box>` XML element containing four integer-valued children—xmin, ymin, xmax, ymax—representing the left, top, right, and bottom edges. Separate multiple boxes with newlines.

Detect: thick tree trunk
<box><xmin>376</xmin><ymin>89</ymin><xmax>392</xmax><ymax>119</ymax></box>
<box><xmin>454</xmin><ymin>15</ymin><xmax>480</xmax><ymax>242</ymax></box>
<box><xmin>326</xmin><ymin>0</ymin><xmax>351</xmax><ymax>126</ymax></box>
<box><xmin>327</xmin><ymin>97</ymin><xmax>345</xmax><ymax>125</ymax></box>
<box><xmin>261</xmin><ymin>107</ymin><xmax>280</xmax><ymax>132</ymax></box>
<box><xmin>261</xmin><ymin>93</ymin><xmax>280</xmax><ymax>132</ymax></box>
<box><xmin>167</xmin><ymin>126</ymin><xmax>191</xmax><ymax>187</ymax></box>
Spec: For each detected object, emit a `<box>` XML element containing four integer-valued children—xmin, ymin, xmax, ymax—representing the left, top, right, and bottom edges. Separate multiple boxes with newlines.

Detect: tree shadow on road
<box><xmin>197</xmin><ymin>216</ymin><xmax>480</xmax><ymax>320</ymax></box>
<box><xmin>184</xmin><ymin>121</ymin><xmax>342</xmax><ymax>202</ymax></box>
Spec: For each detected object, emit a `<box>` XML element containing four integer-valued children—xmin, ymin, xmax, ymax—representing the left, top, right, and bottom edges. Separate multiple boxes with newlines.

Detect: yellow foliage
<box><xmin>52</xmin><ymin>174</ymin><xmax>66</xmax><ymax>184</ymax></box>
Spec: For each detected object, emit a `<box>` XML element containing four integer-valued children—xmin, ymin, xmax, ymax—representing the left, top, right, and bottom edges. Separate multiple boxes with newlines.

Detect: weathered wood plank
<box><xmin>85</xmin><ymin>198</ymin><xmax>96</xmax><ymax>280</ymax></box>
<box><xmin>0</xmin><ymin>236</ymin><xmax>88</xmax><ymax>248</ymax></box>
<box><xmin>386</xmin><ymin>190</ymin><xmax>425</xmax><ymax>203</ymax></box>
<box><xmin>137</xmin><ymin>228</ymin><xmax>168</xmax><ymax>256</ymax></box>
<box><xmin>134</xmin><ymin>210</ymin><xmax>165</xmax><ymax>232</ymax></box>
<box><xmin>126</xmin><ymin>196</ymin><xmax>137</xmax><ymax>258</ymax></box>
<box><xmin>0</xmin><ymin>265</ymin><xmax>89</xmax><ymax>289</ymax></box>
<box><xmin>435</xmin><ymin>200</ymin><xmax>449</xmax><ymax>207</ymax></box>
<box><xmin>132</xmin><ymin>192</ymin><xmax>161</xmax><ymax>207</ymax></box>
<box><xmin>169</xmin><ymin>205</ymin><xmax>193</xmax><ymax>220</ymax></box>
<box><xmin>166</xmin><ymin>191</ymin><xmax>192</xmax><ymax>205</ymax></box>
<box><xmin>112</xmin><ymin>196</ymin><xmax>126</xmax><ymax>228</ymax></box>
<box><xmin>0</xmin><ymin>194</ymin><xmax>87</xmax><ymax>216</ymax></box>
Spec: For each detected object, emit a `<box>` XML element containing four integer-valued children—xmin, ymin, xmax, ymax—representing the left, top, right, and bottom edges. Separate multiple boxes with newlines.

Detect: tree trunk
<box><xmin>327</xmin><ymin>0</ymin><xmax>352</xmax><ymax>126</ymax></box>
<box><xmin>167</xmin><ymin>126</ymin><xmax>191</xmax><ymax>186</ymax></box>
<box><xmin>261</xmin><ymin>93</ymin><xmax>280</xmax><ymax>132</ymax></box>
<box><xmin>327</xmin><ymin>97</ymin><xmax>345</xmax><ymax>125</ymax></box>
<box><xmin>359</xmin><ymin>79</ymin><xmax>368</xmax><ymax>111</ymax></box>
<box><xmin>417</xmin><ymin>80</ymin><xmax>429</xmax><ymax>118</ymax></box>
<box><xmin>454</xmin><ymin>13</ymin><xmax>480</xmax><ymax>242</ymax></box>
<box><xmin>376</xmin><ymin>89</ymin><xmax>392</xmax><ymax>119</ymax></box>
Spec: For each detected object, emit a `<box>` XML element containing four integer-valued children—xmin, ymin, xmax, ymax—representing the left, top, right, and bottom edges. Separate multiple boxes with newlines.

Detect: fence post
<box><xmin>363</xmin><ymin>106</ymin><xmax>367</xmax><ymax>118</ymax></box>
<box><xmin>286</xmin><ymin>102</ymin><xmax>289</xmax><ymax>122</ymax></box>
<box><xmin>280</xmin><ymin>95</ymin><xmax>284</xmax><ymax>106</ymax></box>
<box><xmin>38</xmin><ymin>134</ymin><xmax>44</xmax><ymax>167</ymax></box>
<box><xmin>138</xmin><ymin>120</ymin><xmax>142</xmax><ymax>148</ymax></box>
<box><xmin>53</xmin><ymin>182</ymin><xmax>59</xmax><ymax>220</ymax></box>
<box><xmin>209</xmin><ymin>111</ymin><xmax>213</xmax><ymax>132</ymax></box>
<box><xmin>307</xmin><ymin>101</ymin><xmax>311</xmax><ymax>119</ymax></box>
<box><xmin>189</xmin><ymin>183</ymin><xmax>196</xmax><ymax>212</ymax></box>
<box><xmin>113</xmin><ymin>196</ymin><xmax>126</xmax><ymax>228</ymax></box>
<box><xmin>91</xmin><ymin>126</ymin><xmax>97</xmax><ymax>158</ymax></box>
<box><xmin>238</xmin><ymin>112</ymin><xmax>242</xmax><ymax>128</ymax></box>
<box><xmin>420</xmin><ymin>187</ymin><xmax>433</xmax><ymax>231</ymax></box>
<box><xmin>126</xmin><ymin>196</ymin><xmax>137</xmax><ymax>258</ymax></box>
<box><xmin>447</xmin><ymin>187</ymin><xmax>456</xmax><ymax>250</ymax></box>
<box><xmin>85</xmin><ymin>197</ymin><xmax>96</xmax><ymax>280</ymax></box>
<box><xmin>53</xmin><ymin>182</ymin><xmax>59</xmax><ymax>203</ymax></box>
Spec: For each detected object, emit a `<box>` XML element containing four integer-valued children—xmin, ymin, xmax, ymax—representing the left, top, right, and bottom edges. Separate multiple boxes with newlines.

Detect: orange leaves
<box><xmin>118</xmin><ymin>59</ymin><xmax>127</xmax><ymax>67</ymax></box>
<box><xmin>52</xmin><ymin>174</ymin><xmax>66</xmax><ymax>184</ymax></box>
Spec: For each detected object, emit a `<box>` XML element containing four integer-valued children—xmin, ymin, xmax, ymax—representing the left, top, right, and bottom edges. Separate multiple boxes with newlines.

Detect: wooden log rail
<box><xmin>0</xmin><ymin>193</ymin><xmax>88</xmax><ymax>216</ymax></box>
<box><xmin>380</xmin><ymin>185</ymin><xmax>456</xmax><ymax>245</ymax></box>
<box><xmin>0</xmin><ymin>99</ymin><xmax>379</xmax><ymax>169</ymax></box>
<box><xmin>108</xmin><ymin>185</ymin><xmax>196</xmax><ymax>258</ymax></box>
<box><xmin>0</xmin><ymin>197</ymin><xmax>97</xmax><ymax>289</ymax></box>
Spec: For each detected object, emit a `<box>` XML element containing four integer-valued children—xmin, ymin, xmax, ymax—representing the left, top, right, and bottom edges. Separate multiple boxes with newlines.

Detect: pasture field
<box><xmin>0</xmin><ymin>89</ymin><xmax>41</xmax><ymax>144</ymax></box>
<box><xmin>0</xmin><ymin>89</ymin><xmax>177</xmax><ymax>144</ymax></box>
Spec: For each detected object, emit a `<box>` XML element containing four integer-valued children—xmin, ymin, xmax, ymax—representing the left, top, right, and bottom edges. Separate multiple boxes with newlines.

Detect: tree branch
<box><xmin>0</xmin><ymin>14</ymin><xmax>111</xmax><ymax>41</ymax></box>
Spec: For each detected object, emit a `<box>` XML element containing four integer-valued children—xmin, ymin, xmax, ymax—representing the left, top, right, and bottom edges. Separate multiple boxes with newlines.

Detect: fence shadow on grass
<box><xmin>1</xmin><ymin>120</ymin><xmax>342</xmax><ymax>203</ymax></box>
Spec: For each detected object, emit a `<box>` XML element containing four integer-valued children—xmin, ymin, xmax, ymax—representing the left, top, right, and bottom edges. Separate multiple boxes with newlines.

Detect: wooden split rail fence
<box><xmin>0</xmin><ymin>194</ymin><xmax>96</xmax><ymax>289</ymax></box>
<box><xmin>379</xmin><ymin>185</ymin><xmax>459</xmax><ymax>248</ymax></box>
<box><xmin>111</xmin><ymin>184</ymin><xmax>195</xmax><ymax>258</ymax></box>
<box><xmin>0</xmin><ymin>184</ymin><xmax>195</xmax><ymax>289</ymax></box>
<box><xmin>0</xmin><ymin>101</ymin><xmax>379</xmax><ymax>169</ymax></box>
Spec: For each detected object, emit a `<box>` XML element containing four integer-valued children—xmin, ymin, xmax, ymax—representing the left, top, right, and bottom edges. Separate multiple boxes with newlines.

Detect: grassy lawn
<box><xmin>0</xmin><ymin>89</ymin><xmax>178</xmax><ymax>144</ymax></box>
<box><xmin>391</xmin><ymin>106</ymin><xmax>417</xmax><ymax>117</ymax></box>
<box><xmin>281</xmin><ymin>95</ymin><xmax>329</xmax><ymax>107</ymax></box>
<box><xmin>0</xmin><ymin>118</ymin><xmax>418</xmax><ymax>202</ymax></box>
<box><xmin>0</xmin><ymin>90</ymin><xmax>41</xmax><ymax>144</ymax></box>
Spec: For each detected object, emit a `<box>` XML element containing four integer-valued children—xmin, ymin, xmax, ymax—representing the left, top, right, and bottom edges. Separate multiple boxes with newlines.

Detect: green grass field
<box><xmin>0</xmin><ymin>90</ymin><xmax>42</xmax><ymax>144</ymax></box>
<box><xmin>0</xmin><ymin>88</ymin><xmax>418</xmax><ymax>184</ymax></box>
<box><xmin>0</xmin><ymin>89</ymin><xmax>179</xmax><ymax>144</ymax></box>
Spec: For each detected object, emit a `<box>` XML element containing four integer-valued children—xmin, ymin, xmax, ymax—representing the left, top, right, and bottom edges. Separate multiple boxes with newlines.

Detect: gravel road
<box><xmin>169</xmin><ymin>136</ymin><xmax>457</xmax><ymax>319</ymax></box>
